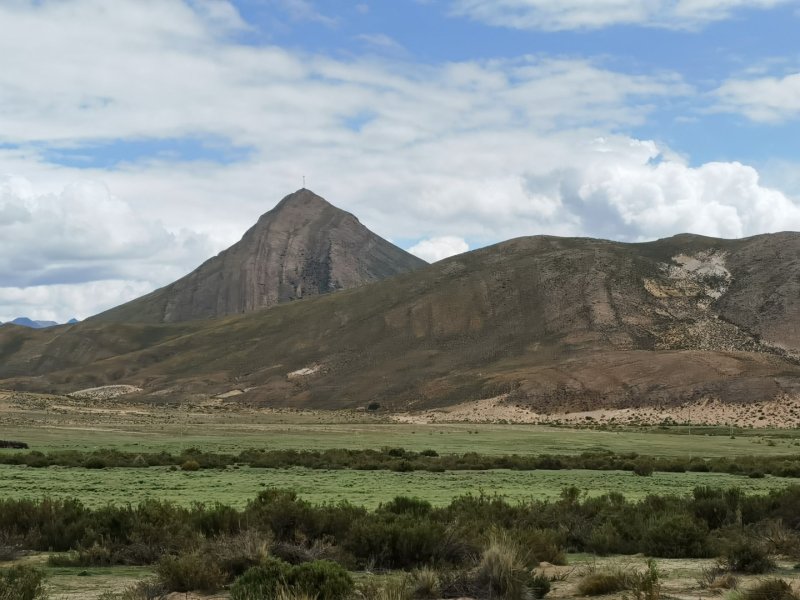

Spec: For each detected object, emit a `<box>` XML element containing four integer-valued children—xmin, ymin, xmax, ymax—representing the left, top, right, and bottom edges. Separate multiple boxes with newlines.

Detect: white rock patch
<box><xmin>287</xmin><ymin>365</ymin><xmax>322</xmax><ymax>379</ymax></box>
<box><xmin>69</xmin><ymin>385</ymin><xmax>142</xmax><ymax>400</ymax></box>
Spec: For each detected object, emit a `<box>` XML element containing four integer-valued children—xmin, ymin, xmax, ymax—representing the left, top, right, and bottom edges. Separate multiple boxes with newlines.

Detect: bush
<box><xmin>742</xmin><ymin>579</ymin><xmax>799</xmax><ymax>600</ymax></box>
<box><xmin>180</xmin><ymin>460</ymin><xmax>200</xmax><ymax>472</ymax></box>
<box><xmin>577</xmin><ymin>570</ymin><xmax>630</xmax><ymax>596</ymax></box>
<box><xmin>698</xmin><ymin>567</ymin><xmax>738</xmax><ymax>592</ymax></box>
<box><xmin>722</xmin><ymin>537</ymin><xmax>776</xmax><ymax>574</ymax></box>
<box><xmin>530</xmin><ymin>573</ymin><xmax>551</xmax><ymax>598</ymax></box>
<box><xmin>203</xmin><ymin>530</ymin><xmax>270</xmax><ymax>577</ymax></box>
<box><xmin>627</xmin><ymin>559</ymin><xmax>661</xmax><ymax>600</ymax></box>
<box><xmin>642</xmin><ymin>513</ymin><xmax>711</xmax><ymax>558</ymax></box>
<box><xmin>291</xmin><ymin>560</ymin><xmax>354</xmax><ymax>600</ymax></box>
<box><xmin>156</xmin><ymin>552</ymin><xmax>226</xmax><ymax>593</ymax></box>
<box><xmin>633</xmin><ymin>462</ymin><xmax>654</xmax><ymax>477</ymax></box>
<box><xmin>230</xmin><ymin>557</ymin><xmax>291</xmax><ymax>600</ymax></box>
<box><xmin>0</xmin><ymin>565</ymin><xmax>47</xmax><ymax>600</ymax></box>
<box><xmin>230</xmin><ymin>558</ymin><xmax>353</xmax><ymax>600</ymax></box>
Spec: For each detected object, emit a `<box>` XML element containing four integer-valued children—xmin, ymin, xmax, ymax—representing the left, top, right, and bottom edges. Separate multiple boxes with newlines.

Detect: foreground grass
<box><xmin>0</xmin><ymin>464</ymin><xmax>793</xmax><ymax>508</ymax></box>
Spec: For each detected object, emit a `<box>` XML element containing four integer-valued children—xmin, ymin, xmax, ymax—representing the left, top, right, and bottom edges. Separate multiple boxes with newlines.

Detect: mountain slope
<box><xmin>3</xmin><ymin>232</ymin><xmax>800</xmax><ymax>413</ymax></box>
<box><xmin>92</xmin><ymin>189</ymin><xmax>427</xmax><ymax>323</ymax></box>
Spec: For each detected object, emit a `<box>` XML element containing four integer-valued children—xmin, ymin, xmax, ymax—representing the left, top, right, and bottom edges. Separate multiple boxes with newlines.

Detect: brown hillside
<box><xmin>2</xmin><ymin>232</ymin><xmax>800</xmax><ymax>412</ymax></box>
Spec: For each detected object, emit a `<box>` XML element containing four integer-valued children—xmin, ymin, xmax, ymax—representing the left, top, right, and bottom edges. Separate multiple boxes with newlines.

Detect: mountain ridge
<box><xmin>3</xmin><ymin>229</ymin><xmax>800</xmax><ymax>415</ymax></box>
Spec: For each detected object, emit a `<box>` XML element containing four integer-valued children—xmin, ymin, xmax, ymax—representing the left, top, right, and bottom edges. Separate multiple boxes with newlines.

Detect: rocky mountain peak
<box><xmin>92</xmin><ymin>189</ymin><xmax>427</xmax><ymax>323</ymax></box>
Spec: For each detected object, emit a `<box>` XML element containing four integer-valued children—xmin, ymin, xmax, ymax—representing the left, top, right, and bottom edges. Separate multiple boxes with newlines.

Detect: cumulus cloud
<box><xmin>449</xmin><ymin>0</ymin><xmax>790</xmax><ymax>30</ymax></box>
<box><xmin>0</xmin><ymin>175</ymin><xmax>214</xmax><ymax>320</ymax></box>
<box><xmin>0</xmin><ymin>280</ymin><xmax>156</xmax><ymax>324</ymax></box>
<box><xmin>408</xmin><ymin>236</ymin><xmax>470</xmax><ymax>262</ymax></box>
<box><xmin>1</xmin><ymin>0</ymin><xmax>799</xmax><ymax>320</ymax></box>
<box><xmin>715</xmin><ymin>72</ymin><xmax>800</xmax><ymax>123</ymax></box>
<box><xmin>529</xmin><ymin>138</ymin><xmax>800</xmax><ymax>241</ymax></box>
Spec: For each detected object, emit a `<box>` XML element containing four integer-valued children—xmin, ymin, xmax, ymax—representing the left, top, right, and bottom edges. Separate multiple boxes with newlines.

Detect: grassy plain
<box><xmin>1</xmin><ymin>464</ymin><xmax>795</xmax><ymax>509</ymax></box>
<box><xmin>2</xmin><ymin>392</ymin><xmax>800</xmax><ymax>509</ymax></box>
<box><xmin>3</xmin><ymin>398</ymin><xmax>800</xmax><ymax>457</ymax></box>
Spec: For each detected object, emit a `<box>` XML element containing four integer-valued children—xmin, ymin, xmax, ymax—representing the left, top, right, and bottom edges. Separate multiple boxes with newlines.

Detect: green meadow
<box><xmin>3</xmin><ymin>420</ymin><xmax>799</xmax><ymax>457</ymax></box>
<box><xmin>0</xmin><ymin>464</ymin><xmax>793</xmax><ymax>509</ymax></box>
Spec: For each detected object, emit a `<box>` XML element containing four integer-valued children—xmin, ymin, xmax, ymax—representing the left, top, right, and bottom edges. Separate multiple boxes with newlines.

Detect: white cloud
<box><xmin>534</xmin><ymin>138</ymin><xmax>800</xmax><ymax>240</ymax></box>
<box><xmin>0</xmin><ymin>0</ymin><xmax>798</xmax><ymax>321</ymax></box>
<box><xmin>449</xmin><ymin>0</ymin><xmax>790</xmax><ymax>30</ymax></box>
<box><xmin>408</xmin><ymin>236</ymin><xmax>470</xmax><ymax>262</ymax></box>
<box><xmin>714</xmin><ymin>72</ymin><xmax>800</xmax><ymax>123</ymax></box>
<box><xmin>0</xmin><ymin>175</ymin><xmax>213</xmax><ymax>320</ymax></box>
<box><xmin>271</xmin><ymin>0</ymin><xmax>338</xmax><ymax>26</ymax></box>
<box><xmin>356</xmin><ymin>33</ymin><xmax>406</xmax><ymax>54</ymax></box>
<box><xmin>0</xmin><ymin>281</ymin><xmax>156</xmax><ymax>324</ymax></box>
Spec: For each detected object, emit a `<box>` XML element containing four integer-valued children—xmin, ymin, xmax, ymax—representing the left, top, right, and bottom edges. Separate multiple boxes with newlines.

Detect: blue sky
<box><xmin>1</xmin><ymin>0</ymin><xmax>800</xmax><ymax>321</ymax></box>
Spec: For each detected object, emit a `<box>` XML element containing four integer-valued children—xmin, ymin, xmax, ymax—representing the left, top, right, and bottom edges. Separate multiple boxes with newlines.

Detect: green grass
<box><xmin>3</xmin><ymin>421</ymin><xmax>800</xmax><ymax>457</ymax></box>
<box><xmin>0</xmin><ymin>464</ymin><xmax>793</xmax><ymax>509</ymax></box>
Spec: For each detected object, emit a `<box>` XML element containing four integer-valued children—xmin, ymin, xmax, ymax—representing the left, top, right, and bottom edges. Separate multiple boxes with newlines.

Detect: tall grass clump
<box><xmin>476</xmin><ymin>531</ymin><xmax>536</xmax><ymax>600</ymax></box>
<box><xmin>410</xmin><ymin>567</ymin><xmax>440</xmax><ymax>599</ymax></box>
<box><xmin>741</xmin><ymin>578</ymin><xmax>799</xmax><ymax>600</ymax></box>
<box><xmin>0</xmin><ymin>565</ymin><xmax>47</xmax><ymax>600</ymax></box>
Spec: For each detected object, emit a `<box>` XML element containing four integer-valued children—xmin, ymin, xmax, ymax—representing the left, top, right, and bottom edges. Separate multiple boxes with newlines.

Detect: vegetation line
<box><xmin>2</xmin><ymin>446</ymin><xmax>800</xmax><ymax>478</ymax></box>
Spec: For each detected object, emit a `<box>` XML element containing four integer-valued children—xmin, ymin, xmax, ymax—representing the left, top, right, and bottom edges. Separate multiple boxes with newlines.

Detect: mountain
<box><xmin>3</xmin><ymin>231</ymin><xmax>800</xmax><ymax>415</ymax></box>
<box><xmin>5</xmin><ymin>317</ymin><xmax>60</xmax><ymax>329</ymax></box>
<box><xmin>92</xmin><ymin>189</ymin><xmax>427</xmax><ymax>323</ymax></box>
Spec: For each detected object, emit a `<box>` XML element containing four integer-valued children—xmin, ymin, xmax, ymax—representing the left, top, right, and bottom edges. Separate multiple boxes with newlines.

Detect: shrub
<box><xmin>698</xmin><ymin>568</ymin><xmax>738</xmax><ymax>592</ymax></box>
<box><xmin>230</xmin><ymin>557</ymin><xmax>291</xmax><ymax>600</ymax></box>
<box><xmin>231</xmin><ymin>558</ymin><xmax>353</xmax><ymax>600</ymax></box>
<box><xmin>742</xmin><ymin>579</ymin><xmax>799</xmax><ymax>600</ymax></box>
<box><xmin>380</xmin><ymin>497</ymin><xmax>432</xmax><ymax>517</ymax></box>
<box><xmin>515</xmin><ymin>529</ymin><xmax>564</xmax><ymax>565</ymax></box>
<box><xmin>627</xmin><ymin>560</ymin><xmax>661</xmax><ymax>600</ymax></box>
<box><xmin>530</xmin><ymin>573</ymin><xmax>551</xmax><ymax>599</ymax></box>
<box><xmin>587</xmin><ymin>521</ymin><xmax>625</xmax><ymax>556</ymax></box>
<box><xmin>722</xmin><ymin>537</ymin><xmax>776</xmax><ymax>574</ymax></box>
<box><xmin>642</xmin><ymin>513</ymin><xmax>711</xmax><ymax>558</ymax></box>
<box><xmin>180</xmin><ymin>460</ymin><xmax>200</xmax><ymax>472</ymax></box>
<box><xmin>577</xmin><ymin>570</ymin><xmax>630</xmax><ymax>596</ymax></box>
<box><xmin>291</xmin><ymin>560</ymin><xmax>354</xmax><ymax>600</ymax></box>
<box><xmin>203</xmin><ymin>530</ymin><xmax>270</xmax><ymax>577</ymax></box>
<box><xmin>0</xmin><ymin>565</ymin><xmax>47</xmax><ymax>600</ymax></box>
<box><xmin>156</xmin><ymin>552</ymin><xmax>226</xmax><ymax>593</ymax></box>
<box><xmin>633</xmin><ymin>462</ymin><xmax>654</xmax><ymax>477</ymax></box>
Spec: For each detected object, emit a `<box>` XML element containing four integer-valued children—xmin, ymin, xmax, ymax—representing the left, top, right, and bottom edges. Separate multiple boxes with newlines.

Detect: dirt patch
<box><xmin>394</xmin><ymin>394</ymin><xmax>800</xmax><ymax>428</ymax></box>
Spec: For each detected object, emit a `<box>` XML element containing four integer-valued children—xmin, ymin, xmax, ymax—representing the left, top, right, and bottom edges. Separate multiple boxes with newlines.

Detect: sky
<box><xmin>2</xmin><ymin>0</ymin><xmax>800</xmax><ymax>322</ymax></box>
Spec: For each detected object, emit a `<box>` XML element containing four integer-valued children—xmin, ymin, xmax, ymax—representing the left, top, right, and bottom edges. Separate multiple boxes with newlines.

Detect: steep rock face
<box><xmin>93</xmin><ymin>189</ymin><xmax>427</xmax><ymax>323</ymax></box>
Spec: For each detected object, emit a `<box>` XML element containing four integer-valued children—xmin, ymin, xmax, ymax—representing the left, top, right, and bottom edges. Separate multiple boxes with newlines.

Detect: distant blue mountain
<box><xmin>1</xmin><ymin>317</ymin><xmax>78</xmax><ymax>329</ymax></box>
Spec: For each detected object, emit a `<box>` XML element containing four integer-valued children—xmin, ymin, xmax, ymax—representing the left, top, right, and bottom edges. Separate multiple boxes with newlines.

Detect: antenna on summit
<box><xmin>302</xmin><ymin>175</ymin><xmax>306</xmax><ymax>189</ymax></box>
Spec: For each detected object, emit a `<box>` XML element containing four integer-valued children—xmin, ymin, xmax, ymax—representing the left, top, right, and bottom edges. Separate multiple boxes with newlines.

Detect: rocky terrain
<box><xmin>2</xmin><ymin>195</ymin><xmax>800</xmax><ymax>416</ymax></box>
